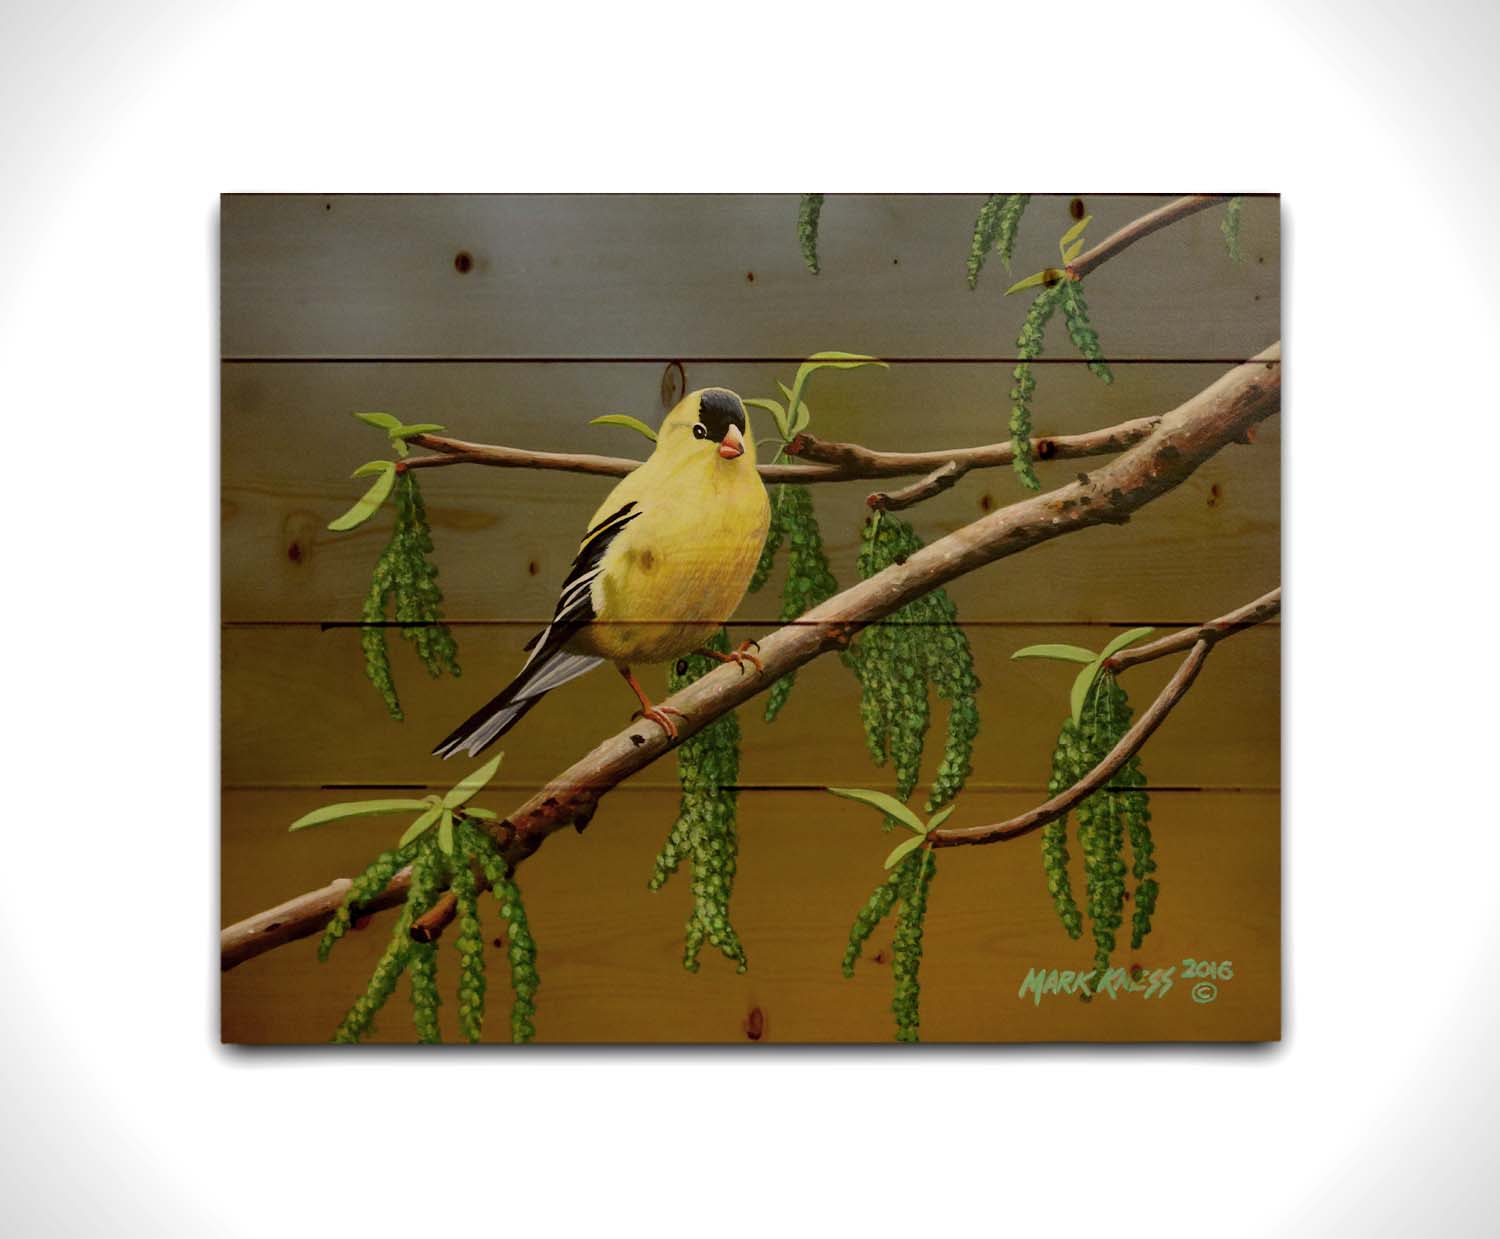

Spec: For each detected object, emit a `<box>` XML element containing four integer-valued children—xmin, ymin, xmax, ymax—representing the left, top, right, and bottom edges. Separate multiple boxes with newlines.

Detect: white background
<box><xmin>3</xmin><ymin>1</ymin><xmax>1496</xmax><ymax>1234</ymax></box>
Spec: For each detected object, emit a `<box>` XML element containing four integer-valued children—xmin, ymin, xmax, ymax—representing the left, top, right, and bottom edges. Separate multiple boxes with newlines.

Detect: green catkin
<box><xmin>359</xmin><ymin>471</ymin><xmax>461</xmax><ymax>720</ymax></box>
<box><xmin>331</xmin><ymin>903</ymin><xmax>414</xmax><ymax>1044</ymax></box>
<box><xmin>1009</xmin><ymin>281</ymin><xmax>1064</xmax><ymax>491</ymax></box>
<box><xmin>330</xmin><ymin>834</ymin><xmax>447</xmax><ymax>1044</ymax></box>
<box><xmin>1038</xmin><ymin>673</ymin><xmax>1157</xmax><ymax>966</ymax></box>
<box><xmin>465</xmin><ymin>824</ymin><xmax>540</xmax><ymax>1044</ymax></box>
<box><xmin>1222</xmin><ymin>196</ymin><xmax>1243</xmax><ymax>263</ymax></box>
<box><xmin>1041</xmin><ymin>720</ymin><xmax>1085</xmax><ymax>940</ymax></box>
<box><xmin>317</xmin><ymin>838</ymin><xmax>419</xmax><ymax>961</ymax></box>
<box><xmin>1079</xmin><ymin>677</ymin><xmax>1129</xmax><ymax>981</ymax></box>
<box><xmin>842</xmin><ymin>864</ymin><xmax>906</xmax><ymax>977</ymax></box>
<box><xmin>967</xmin><ymin>193</ymin><xmax>1031</xmax><ymax>289</ymax></box>
<box><xmin>451</xmin><ymin>853</ymin><xmax>487</xmax><ymax>1043</ymax></box>
<box><xmin>408</xmin><ymin>943</ymin><xmax>442</xmax><ymax>1044</ymax></box>
<box><xmin>997</xmin><ymin>193</ymin><xmax>1030</xmax><ymax>268</ymax></box>
<box><xmin>966</xmin><ymin>195</ymin><xmax>1006</xmax><ymax>289</ymax></box>
<box><xmin>1058</xmin><ymin>278</ymin><xmax>1114</xmax><ymax>384</ymax></box>
<box><xmin>851</xmin><ymin>513</ymin><xmax>979</xmax><ymax>817</ymax></box>
<box><xmin>756</xmin><ymin>485</ymin><xmax>840</xmax><ymax>721</ymax></box>
<box><xmin>891</xmin><ymin>848</ymin><xmax>937</xmax><ymax>1043</ymax></box>
<box><xmin>653</xmin><ymin>630</ymin><xmax>749</xmax><ymax>974</ymax></box>
<box><xmin>798</xmin><ymin>193</ymin><xmax>825</xmax><ymax>274</ymax></box>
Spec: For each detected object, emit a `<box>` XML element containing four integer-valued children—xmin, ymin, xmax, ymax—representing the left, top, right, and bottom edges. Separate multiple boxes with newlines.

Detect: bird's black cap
<box><xmin>697</xmin><ymin>389</ymin><xmax>746</xmax><ymax>442</ymax></box>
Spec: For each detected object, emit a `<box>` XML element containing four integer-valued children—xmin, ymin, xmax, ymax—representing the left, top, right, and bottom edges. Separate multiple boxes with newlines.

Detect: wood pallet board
<box><xmin>221</xmin><ymin>622</ymin><xmax>1279</xmax><ymax>791</ymax></box>
<box><xmin>222</xmin><ymin>789</ymin><xmax>1279</xmax><ymax>1045</ymax></box>
<box><xmin>221</xmin><ymin>360</ymin><xmax>1278</xmax><ymax>624</ymax></box>
<box><xmin>221</xmin><ymin>194</ymin><xmax>1279</xmax><ymax>361</ymax></box>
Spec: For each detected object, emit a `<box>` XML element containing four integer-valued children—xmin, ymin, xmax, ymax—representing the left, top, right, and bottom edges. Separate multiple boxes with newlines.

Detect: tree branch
<box><xmin>927</xmin><ymin>585</ymin><xmax>1281</xmax><ymax>850</ymax></box>
<box><xmin>220</xmin><ymin>343</ymin><xmax>1280</xmax><ymax>970</ymax></box>
<box><xmin>399</xmin><ymin>417</ymin><xmax>1165</xmax><ymax>489</ymax></box>
<box><xmin>1106</xmin><ymin>587</ymin><xmax>1280</xmax><ymax>672</ymax></box>
<box><xmin>1068</xmin><ymin>194</ymin><xmax>1231</xmax><ymax>280</ymax></box>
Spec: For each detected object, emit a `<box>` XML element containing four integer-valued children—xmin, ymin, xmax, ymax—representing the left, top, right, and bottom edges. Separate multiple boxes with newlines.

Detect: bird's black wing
<box><xmin>432</xmin><ymin>501</ymin><xmax>641</xmax><ymax>758</ymax></box>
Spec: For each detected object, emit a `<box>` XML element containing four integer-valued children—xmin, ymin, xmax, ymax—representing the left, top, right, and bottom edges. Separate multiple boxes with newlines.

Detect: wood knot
<box><xmin>743</xmin><ymin>1006</ymin><xmax>766</xmax><ymax>1041</ymax></box>
<box><xmin>453</xmin><ymin>250</ymin><xmax>474</xmax><ymax>274</ymax></box>
<box><xmin>1034</xmin><ymin>438</ymin><xmax>1057</xmax><ymax>460</ymax></box>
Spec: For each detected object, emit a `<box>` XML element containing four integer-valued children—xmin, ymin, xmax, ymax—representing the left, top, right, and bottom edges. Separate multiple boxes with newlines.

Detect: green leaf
<box><xmin>827</xmin><ymin>786</ymin><xmax>926</xmax><ymax>835</ymax></box>
<box><xmin>1058</xmin><ymin>214</ymin><xmax>1093</xmax><ymax>258</ymax></box>
<box><xmin>1062</xmin><ymin>237</ymin><xmax>1085</xmax><ymax>263</ymax></box>
<box><xmin>925</xmin><ymin>803</ymin><xmax>958</xmax><ymax>833</ymax></box>
<box><xmin>1012</xmin><ymin>643</ymin><xmax>1098</xmax><ymax>664</ymax></box>
<box><xmin>438</xmin><ymin>809</ymin><xmax>455</xmax><ymax>855</ymax></box>
<box><xmin>463</xmin><ymin>806</ymin><xmax>498</xmax><ymax>821</ymax></box>
<box><xmin>775</xmin><ymin>382</ymin><xmax>813</xmax><ymax>437</ymax></box>
<box><xmin>787</xmin><ymin>352</ymin><xmax>888</xmax><ymax>421</ymax></box>
<box><xmin>353</xmin><ymin>412</ymin><xmax>402</xmax><ymax>430</ymax></box>
<box><xmin>398</xmin><ymin>805</ymin><xmax>443</xmax><ymax>848</ymax></box>
<box><xmin>390</xmin><ymin>422</ymin><xmax>445</xmax><ymax>440</ymax></box>
<box><xmin>743</xmin><ymin>397</ymin><xmax>790</xmax><ymax>441</ymax></box>
<box><xmin>1070</xmin><ymin>660</ymin><xmax>1105</xmax><ymax>726</ymax></box>
<box><xmin>1005</xmin><ymin>269</ymin><xmax>1062</xmax><ymax>296</ymax></box>
<box><xmin>328</xmin><ymin>462</ymin><xmax>398</xmax><ymax>531</ymax></box>
<box><xmin>443</xmin><ymin>752</ymin><xmax>505</xmax><ymax>808</ymax></box>
<box><xmin>588</xmin><ymin>414</ymin><xmax>658</xmax><ymax>443</ymax></box>
<box><xmin>883</xmin><ymin>835</ymin><xmax>926</xmax><ymax>870</ymax></box>
<box><xmin>351</xmin><ymin>460</ymin><xmax>392</xmax><ymax>478</ymax></box>
<box><xmin>289</xmin><ymin>798</ymin><xmax>430</xmax><ymax>831</ymax></box>
<box><xmin>1100</xmin><ymin>626</ymin><xmax>1156</xmax><ymax>660</ymax></box>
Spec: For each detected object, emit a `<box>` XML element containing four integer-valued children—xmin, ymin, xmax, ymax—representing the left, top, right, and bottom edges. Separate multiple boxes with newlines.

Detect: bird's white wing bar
<box><xmin>431</xmin><ymin>500</ymin><xmax>642</xmax><ymax>759</ymax></box>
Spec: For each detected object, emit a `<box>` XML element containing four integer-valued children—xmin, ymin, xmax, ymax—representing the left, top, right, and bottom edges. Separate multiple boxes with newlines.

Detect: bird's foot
<box><xmin>636</xmin><ymin>703</ymin><xmax>687</xmax><ymax>739</ymax></box>
<box><xmin>699</xmin><ymin>639</ymin><xmax>764</xmax><ymax>675</ymax></box>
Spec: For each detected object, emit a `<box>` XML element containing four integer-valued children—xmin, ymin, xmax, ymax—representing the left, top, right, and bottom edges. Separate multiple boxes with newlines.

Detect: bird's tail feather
<box><xmin>432</xmin><ymin>650</ymin><xmax>603</xmax><ymax>759</ymax></box>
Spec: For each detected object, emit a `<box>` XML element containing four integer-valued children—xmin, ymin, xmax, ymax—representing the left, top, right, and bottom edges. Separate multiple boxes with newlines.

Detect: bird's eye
<box><xmin>692</xmin><ymin>423</ymin><xmax>708</xmax><ymax>440</ymax></box>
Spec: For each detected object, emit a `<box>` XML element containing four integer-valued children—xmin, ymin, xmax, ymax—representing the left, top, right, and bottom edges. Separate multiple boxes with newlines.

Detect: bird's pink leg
<box><xmin>619</xmin><ymin>666</ymin><xmax>686</xmax><ymax>739</ymax></box>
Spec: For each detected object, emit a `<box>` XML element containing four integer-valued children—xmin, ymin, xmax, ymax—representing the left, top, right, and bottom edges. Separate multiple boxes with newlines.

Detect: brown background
<box><xmin>220</xmin><ymin>193</ymin><xmax>1280</xmax><ymax>1043</ymax></box>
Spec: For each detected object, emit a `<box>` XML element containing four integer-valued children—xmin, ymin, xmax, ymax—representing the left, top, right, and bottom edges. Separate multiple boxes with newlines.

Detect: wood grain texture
<box><xmin>221</xmin><ymin>788</ymin><xmax>1279</xmax><ymax>1044</ymax></box>
<box><xmin>221</xmin><ymin>623</ymin><xmax>1279</xmax><ymax>791</ymax></box>
<box><xmin>221</xmin><ymin>360</ymin><xmax>1278</xmax><ymax>623</ymax></box>
<box><xmin>220</xmin><ymin>194</ymin><xmax>1278</xmax><ymax>360</ymax></box>
<box><xmin>220</xmin><ymin>193</ymin><xmax>1280</xmax><ymax>1042</ymax></box>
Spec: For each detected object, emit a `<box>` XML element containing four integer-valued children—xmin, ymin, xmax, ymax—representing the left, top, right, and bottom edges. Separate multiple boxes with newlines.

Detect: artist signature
<box><xmin>1018</xmin><ymin>959</ymin><xmax>1234</xmax><ymax>1005</ymax></box>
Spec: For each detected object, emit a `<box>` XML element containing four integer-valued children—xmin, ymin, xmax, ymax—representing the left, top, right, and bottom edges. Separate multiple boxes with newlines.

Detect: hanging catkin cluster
<box><xmin>966</xmin><ymin>192</ymin><xmax>1031</xmax><ymax>289</ymax></box>
<box><xmin>1040</xmin><ymin>673</ymin><xmax>1158</xmax><ymax>981</ymax></box>
<box><xmin>649</xmin><ymin>628</ymin><xmax>749</xmax><ymax>974</ymax></box>
<box><xmin>849</xmin><ymin>512</ymin><xmax>980</xmax><ymax>816</ymax></box>
<box><xmin>360</xmin><ymin>471</ymin><xmax>461</xmax><ymax>719</ymax></box>
<box><xmin>1222</xmin><ymin>196</ymin><xmax>1244</xmax><ymax>263</ymax></box>
<box><xmin>842</xmin><ymin>848</ymin><xmax>939</xmax><ymax>1042</ymax></box>
<box><xmin>321</xmin><ymin>818</ymin><xmax>541</xmax><ymax>1044</ymax></box>
<box><xmin>1058</xmin><ymin>279</ymin><xmax>1113</xmax><ymax>384</ymax></box>
<box><xmin>798</xmin><ymin>193</ymin><xmax>825</xmax><ymax>274</ymax></box>
<box><xmin>1008</xmin><ymin>281</ymin><xmax>1065</xmax><ymax>491</ymax></box>
<box><xmin>748</xmin><ymin>484</ymin><xmax>841</xmax><ymax>721</ymax></box>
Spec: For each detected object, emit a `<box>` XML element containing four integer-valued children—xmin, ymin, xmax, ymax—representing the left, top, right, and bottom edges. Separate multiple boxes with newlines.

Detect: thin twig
<box><xmin>868</xmin><ymin>461</ymin><xmax>966</xmax><ymax>511</ymax></box>
<box><xmin>220</xmin><ymin>344</ymin><xmax>1281</xmax><ymax>969</ymax></box>
<box><xmin>929</xmin><ymin>585</ymin><xmax>1281</xmax><ymax>849</ymax></box>
<box><xmin>399</xmin><ymin>418</ymin><xmax>1166</xmax><ymax>488</ymax></box>
<box><xmin>1068</xmin><ymin>194</ymin><xmax>1231</xmax><ymax>280</ymax></box>
<box><xmin>1106</xmin><ymin>587</ymin><xmax>1281</xmax><ymax>672</ymax></box>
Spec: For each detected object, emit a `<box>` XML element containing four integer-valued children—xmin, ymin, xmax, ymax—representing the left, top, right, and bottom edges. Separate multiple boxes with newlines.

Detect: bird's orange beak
<box><xmin>718</xmin><ymin>423</ymin><xmax>745</xmax><ymax>459</ymax></box>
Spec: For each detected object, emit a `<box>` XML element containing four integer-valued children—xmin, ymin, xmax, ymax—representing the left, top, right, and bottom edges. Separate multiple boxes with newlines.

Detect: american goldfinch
<box><xmin>434</xmin><ymin>388</ymin><xmax>771</xmax><ymax>759</ymax></box>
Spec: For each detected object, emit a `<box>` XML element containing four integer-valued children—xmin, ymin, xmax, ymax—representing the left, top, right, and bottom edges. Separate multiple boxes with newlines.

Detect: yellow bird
<box><xmin>434</xmin><ymin>388</ymin><xmax>771</xmax><ymax>759</ymax></box>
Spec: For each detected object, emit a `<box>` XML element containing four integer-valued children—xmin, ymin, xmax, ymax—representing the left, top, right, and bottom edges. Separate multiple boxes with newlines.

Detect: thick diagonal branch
<box><xmin>220</xmin><ymin>344</ymin><xmax>1280</xmax><ymax>970</ymax></box>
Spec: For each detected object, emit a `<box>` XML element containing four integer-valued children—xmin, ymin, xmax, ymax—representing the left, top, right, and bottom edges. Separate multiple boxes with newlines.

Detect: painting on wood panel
<box><xmin>219</xmin><ymin>193</ymin><xmax>1281</xmax><ymax>1044</ymax></box>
